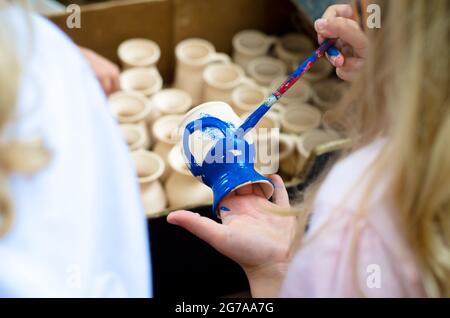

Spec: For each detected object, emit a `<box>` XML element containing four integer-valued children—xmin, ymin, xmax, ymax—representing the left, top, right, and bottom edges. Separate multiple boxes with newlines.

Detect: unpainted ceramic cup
<box><xmin>119</xmin><ymin>123</ymin><xmax>150</xmax><ymax>151</ymax></box>
<box><xmin>150</xmin><ymin>88</ymin><xmax>192</xmax><ymax>121</ymax></box>
<box><xmin>295</xmin><ymin>128</ymin><xmax>341</xmax><ymax>173</ymax></box>
<box><xmin>312</xmin><ymin>79</ymin><xmax>347</xmax><ymax>111</ymax></box>
<box><xmin>231</xmin><ymin>85</ymin><xmax>268</xmax><ymax>115</ymax></box>
<box><xmin>174</xmin><ymin>38</ymin><xmax>230</xmax><ymax>105</ymax></box>
<box><xmin>202</xmin><ymin>63</ymin><xmax>256</xmax><ymax>105</ymax></box>
<box><xmin>109</xmin><ymin>91</ymin><xmax>153</xmax><ymax>141</ymax></box>
<box><xmin>152</xmin><ymin>115</ymin><xmax>184</xmax><ymax>182</ymax></box>
<box><xmin>165</xmin><ymin>144</ymin><xmax>213</xmax><ymax>209</ymax></box>
<box><xmin>247</xmin><ymin>56</ymin><xmax>287</xmax><ymax>87</ymax></box>
<box><xmin>281</xmin><ymin>104</ymin><xmax>322</xmax><ymax>134</ymax></box>
<box><xmin>275</xmin><ymin>33</ymin><xmax>314</xmax><ymax>71</ymax></box>
<box><xmin>232</xmin><ymin>29</ymin><xmax>277</xmax><ymax>72</ymax></box>
<box><xmin>119</xmin><ymin>67</ymin><xmax>163</xmax><ymax>97</ymax></box>
<box><xmin>118</xmin><ymin>38</ymin><xmax>161</xmax><ymax>70</ymax></box>
<box><xmin>131</xmin><ymin>150</ymin><xmax>167</xmax><ymax>217</ymax></box>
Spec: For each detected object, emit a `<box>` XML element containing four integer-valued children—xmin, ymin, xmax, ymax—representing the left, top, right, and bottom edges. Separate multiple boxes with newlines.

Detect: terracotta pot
<box><xmin>131</xmin><ymin>150</ymin><xmax>167</xmax><ymax>216</ymax></box>
<box><xmin>119</xmin><ymin>124</ymin><xmax>150</xmax><ymax>151</ymax></box>
<box><xmin>150</xmin><ymin>88</ymin><xmax>192</xmax><ymax>120</ymax></box>
<box><xmin>270</xmin><ymin>76</ymin><xmax>313</xmax><ymax>105</ymax></box>
<box><xmin>301</xmin><ymin>57</ymin><xmax>333</xmax><ymax>82</ymax></box>
<box><xmin>109</xmin><ymin>91</ymin><xmax>153</xmax><ymax>141</ymax></box>
<box><xmin>203</xmin><ymin>63</ymin><xmax>256</xmax><ymax>105</ymax></box>
<box><xmin>295</xmin><ymin>129</ymin><xmax>341</xmax><ymax>173</ymax></box>
<box><xmin>231</xmin><ymin>85</ymin><xmax>268</xmax><ymax>115</ymax></box>
<box><xmin>312</xmin><ymin>79</ymin><xmax>347</xmax><ymax>111</ymax></box>
<box><xmin>152</xmin><ymin>115</ymin><xmax>183</xmax><ymax>182</ymax></box>
<box><xmin>119</xmin><ymin>67</ymin><xmax>163</xmax><ymax>97</ymax></box>
<box><xmin>281</xmin><ymin>104</ymin><xmax>322</xmax><ymax>134</ymax></box>
<box><xmin>247</xmin><ymin>56</ymin><xmax>287</xmax><ymax>87</ymax></box>
<box><xmin>174</xmin><ymin>38</ymin><xmax>230</xmax><ymax>105</ymax></box>
<box><xmin>165</xmin><ymin>144</ymin><xmax>213</xmax><ymax>209</ymax></box>
<box><xmin>118</xmin><ymin>38</ymin><xmax>161</xmax><ymax>70</ymax></box>
<box><xmin>232</xmin><ymin>29</ymin><xmax>277</xmax><ymax>72</ymax></box>
<box><xmin>275</xmin><ymin>33</ymin><xmax>314</xmax><ymax>71</ymax></box>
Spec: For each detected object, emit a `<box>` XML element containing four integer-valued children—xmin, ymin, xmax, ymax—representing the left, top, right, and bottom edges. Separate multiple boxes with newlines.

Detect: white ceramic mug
<box><xmin>120</xmin><ymin>67</ymin><xmax>163</xmax><ymax>97</ymax></box>
<box><xmin>118</xmin><ymin>38</ymin><xmax>161</xmax><ymax>70</ymax></box>
<box><xmin>202</xmin><ymin>63</ymin><xmax>256</xmax><ymax>105</ymax></box>
<box><xmin>270</xmin><ymin>76</ymin><xmax>313</xmax><ymax>105</ymax></box>
<box><xmin>247</xmin><ymin>56</ymin><xmax>287</xmax><ymax>87</ymax></box>
<box><xmin>174</xmin><ymin>38</ymin><xmax>230</xmax><ymax>105</ymax></box>
<box><xmin>232</xmin><ymin>29</ymin><xmax>277</xmax><ymax>72</ymax></box>
<box><xmin>275</xmin><ymin>33</ymin><xmax>314</xmax><ymax>71</ymax></box>
<box><xmin>231</xmin><ymin>85</ymin><xmax>268</xmax><ymax>115</ymax></box>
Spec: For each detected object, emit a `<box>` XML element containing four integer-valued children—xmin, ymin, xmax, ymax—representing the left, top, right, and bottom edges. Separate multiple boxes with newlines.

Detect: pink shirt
<box><xmin>280</xmin><ymin>140</ymin><xmax>426</xmax><ymax>297</ymax></box>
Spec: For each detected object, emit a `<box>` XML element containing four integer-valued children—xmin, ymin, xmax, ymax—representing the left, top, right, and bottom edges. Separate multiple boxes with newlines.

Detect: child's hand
<box><xmin>315</xmin><ymin>4</ymin><xmax>368</xmax><ymax>81</ymax></box>
<box><xmin>167</xmin><ymin>175</ymin><xmax>296</xmax><ymax>297</ymax></box>
<box><xmin>79</xmin><ymin>47</ymin><xmax>121</xmax><ymax>96</ymax></box>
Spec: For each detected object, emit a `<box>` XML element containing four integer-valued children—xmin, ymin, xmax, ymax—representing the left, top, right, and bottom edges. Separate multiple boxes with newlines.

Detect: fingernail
<box><xmin>220</xmin><ymin>206</ymin><xmax>231</xmax><ymax>212</ymax></box>
<box><xmin>315</xmin><ymin>18</ymin><xmax>327</xmax><ymax>30</ymax></box>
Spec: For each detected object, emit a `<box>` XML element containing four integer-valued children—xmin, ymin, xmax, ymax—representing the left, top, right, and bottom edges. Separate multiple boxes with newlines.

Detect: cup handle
<box><xmin>210</xmin><ymin>52</ymin><xmax>231</xmax><ymax>64</ymax></box>
<box><xmin>182</xmin><ymin>116</ymin><xmax>230</xmax><ymax>177</ymax></box>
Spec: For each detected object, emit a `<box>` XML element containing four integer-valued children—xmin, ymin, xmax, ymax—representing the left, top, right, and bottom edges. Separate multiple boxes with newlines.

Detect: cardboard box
<box><xmin>48</xmin><ymin>0</ymin><xmax>345</xmax><ymax>297</ymax></box>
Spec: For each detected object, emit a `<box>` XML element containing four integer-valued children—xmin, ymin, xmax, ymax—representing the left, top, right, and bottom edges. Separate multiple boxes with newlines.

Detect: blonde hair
<box><xmin>287</xmin><ymin>0</ymin><xmax>449</xmax><ymax>297</ymax></box>
<box><xmin>0</xmin><ymin>2</ymin><xmax>49</xmax><ymax>237</ymax></box>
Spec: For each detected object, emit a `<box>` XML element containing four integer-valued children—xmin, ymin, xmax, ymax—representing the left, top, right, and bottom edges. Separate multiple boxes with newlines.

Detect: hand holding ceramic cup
<box><xmin>179</xmin><ymin>101</ymin><xmax>274</xmax><ymax>214</ymax></box>
<box><xmin>118</xmin><ymin>38</ymin><xmax>161</xmax><ymax>70</ymax></box>
<box><xmin>247</xmin><ymin>56</ymin><xmax>287</xmax><ymax>87</ymax></box>
<box><xmin>275</xmin><ymin>33</ymin><xmax>314</xmax><ymax>71</ymax></box>
<box><xmin>174</xmin><ymin>38</ymin><xmax>231</xmax><ymax>105</ymax></box>
<box><xmin>202</xmin><ymin>63</ymin><xmax>256</xmax><ymax>105</ymax></box>
<box><xmin>120</xmin><ymin>67</ymin><xmax>163</xmax><ymax>97</ymax></box>
<box><xmin>232</xmin><ymin>29</ymin><xmax>277</xmax><ymax>72</ymax></box>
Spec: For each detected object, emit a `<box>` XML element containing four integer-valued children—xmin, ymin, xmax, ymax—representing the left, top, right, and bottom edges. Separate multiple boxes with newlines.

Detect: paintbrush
<box><xmin>238</xmin><ymin>39</ymin><xmax>337</xmax><ymax>134</ymax></box>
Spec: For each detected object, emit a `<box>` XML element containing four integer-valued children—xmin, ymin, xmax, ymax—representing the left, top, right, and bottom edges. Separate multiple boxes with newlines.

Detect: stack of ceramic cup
<box><xmin>108</xmin><ymin>31</ymin><xmax>349</xmax><ymax>216</ymax></box>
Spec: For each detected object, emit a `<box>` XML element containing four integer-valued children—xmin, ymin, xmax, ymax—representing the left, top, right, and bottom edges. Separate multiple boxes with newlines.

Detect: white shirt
<box><xmin>0</xmin><ymin>7</ymin><xmax>151</xmax><ymax>297</ymax></box>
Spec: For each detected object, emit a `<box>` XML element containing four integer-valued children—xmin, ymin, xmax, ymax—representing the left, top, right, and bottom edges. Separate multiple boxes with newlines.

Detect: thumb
<box><xmin>167</xmin><ymin>210</ymin><xmax>227</xmax><ymax>249</ymax></box>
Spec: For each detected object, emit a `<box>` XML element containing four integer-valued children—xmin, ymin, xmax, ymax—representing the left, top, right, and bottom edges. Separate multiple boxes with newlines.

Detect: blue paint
<box><xmin>327</xmin><ymin>45</ymin><xmax>340</xmax><ymax>57</ymax></box>
<box><xmin>183</xmin><ymin>115</ymin><xmax>273</xmax><ymax>215</ymax></box>
<box><xmin>220</xmin><ymin>206</ymin><xmax>231</xmax><ymax>212</ymax></box>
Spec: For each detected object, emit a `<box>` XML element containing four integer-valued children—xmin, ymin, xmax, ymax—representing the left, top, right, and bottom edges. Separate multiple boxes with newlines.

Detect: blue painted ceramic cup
<box><xmin>179</xmin><ymin>102</ymin><xmax>274</xmax><ymax>215</ymax></box>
